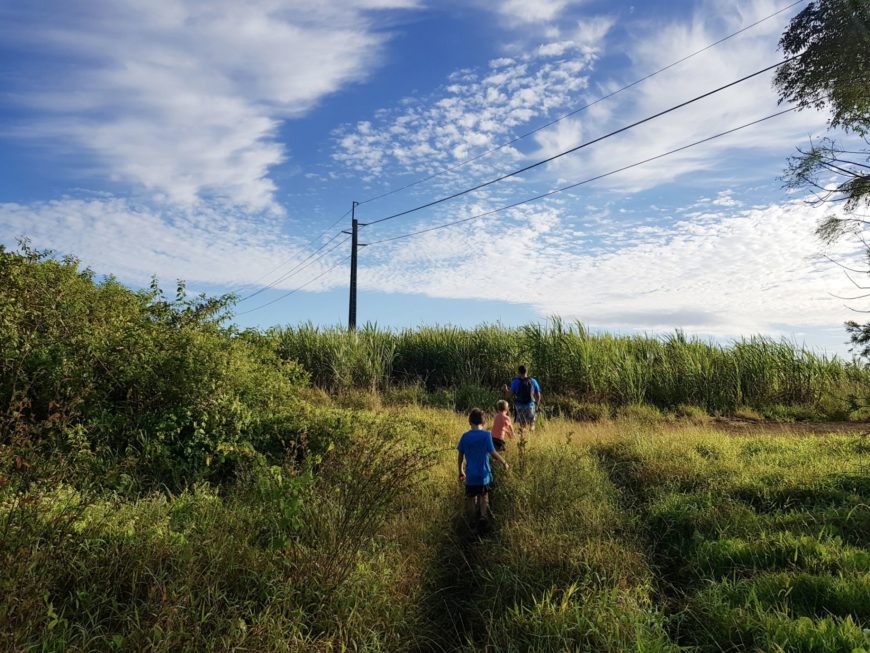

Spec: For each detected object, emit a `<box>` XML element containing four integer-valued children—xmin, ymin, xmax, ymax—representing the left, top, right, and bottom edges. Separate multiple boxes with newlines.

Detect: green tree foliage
<box><xmin>844</xmin><ymin>318</ymin><xmax>870</xmax><ymax>358</ymax></box>
<box><xmin>0</xmin><ymin>243</ymin><xmax>311</xmax><ymax>489</ymax></box>
<box><xmin>774</xmin><ymin>0</ymin><xmax>870</xmax><ymax>212</ymax></box>
<box><xmin>775</xmin><ymin>0</ymin><xmax>870</xmax><ymax>135</ymax></box>
<box><xmin>774</xmin><ymin>0</ymin><xmax>870</xmax><ymax>358</ymax></box>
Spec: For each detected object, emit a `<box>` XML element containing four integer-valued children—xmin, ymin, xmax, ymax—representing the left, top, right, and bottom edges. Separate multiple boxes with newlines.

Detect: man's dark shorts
<box><xmin>465</xmin><ymin>484</ymin><xmax>490</xmax><ymax>498</ymax></box>
<box><xmin>493</xmin><ymin>438</ymin><xmax>506</xmax><ymax>452</ymax></box>
<box><xmin>515</xmin><ymin>404</ymin><xmax>536</xmax><ymax>425</ymax></box>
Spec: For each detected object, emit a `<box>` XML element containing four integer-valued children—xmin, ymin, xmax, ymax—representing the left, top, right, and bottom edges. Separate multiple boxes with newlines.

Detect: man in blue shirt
<box><xmin>504</xmin><ymin>365</ymin><xmax>542</xmax><ymax>432</ymax></box>
<box><xmin>457</xmin><ymin>407</ymin><xmax>509</xmax><ymax>527</ymax></box>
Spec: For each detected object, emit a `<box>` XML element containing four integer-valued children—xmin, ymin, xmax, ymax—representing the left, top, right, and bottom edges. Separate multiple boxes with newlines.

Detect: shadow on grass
<box><xmin>421</xmin><ymin>506</ymin><xmax>498</xmax><ymax>651</ymax></box>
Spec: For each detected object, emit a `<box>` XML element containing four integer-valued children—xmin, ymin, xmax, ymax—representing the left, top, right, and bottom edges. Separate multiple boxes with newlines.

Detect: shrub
<box><xmin>548</xmin><ymin>396</ymin><xmax>610</xmax><ymax>421</ymax></box>
<box><xmin>673</xmin><ymin>403</ymin><xmax>712</xmax><ymax>424</ymax></box>
<box><xmin>616</xmin><ymin>403</ymin><xmax>667</xmax><ymax>424</ymax></box>
<box><xmin>848</xmin><ymin>407</ymin><xmax>870</xmax><ymax>422</ymax></box>
<box><xmin>733</xmin><ymin>406</ymin><xmax>764</xmax><ymax>421</ymax></box>
<box><xmin>0</xmin><ymin>245</ymin><xmax>309</xmax><ymax>490</ymax></box>
<box><xmin>382</xmin><ymin>382</ymin><xmax>426</xmax><ymax>406</ymax></box>
<box><xmin>453</xmin><ymin>383</ymin><xmax>500</xmax><ymax>413</ymax></box>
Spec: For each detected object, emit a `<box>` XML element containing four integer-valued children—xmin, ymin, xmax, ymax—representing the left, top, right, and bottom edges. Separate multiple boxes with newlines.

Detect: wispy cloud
<box><xmin>335</xmin><ymin>0</ymin><xmax>826</xmax><ymax>203</ymax></box>
<box><xmin>331</xmin><ymin>24</ymin><xmax>613</xmax><ymax>192</ymax></box>
<box><xmin>545</xmin><ymin>0</ymin><xmax>828</xmax><ymax>191</ymax></box>
<box><xmin>1</xmin><ymin>0</ymin><xmax>418</xmax><ymax>212</ymax></box>
<box><xmin>0</xmin><ymin>197</ymin><xmax>348</xmax><ymax>290</ymax></box>
<box><xmin>360</xmin><ymin>197</ymin><xmax>865</xmax><ymax>338</ymax></box>
<box><xmin>488</xmin><ymin>0</ymin><xmax>588</xmax><ymax>26</ymax></box>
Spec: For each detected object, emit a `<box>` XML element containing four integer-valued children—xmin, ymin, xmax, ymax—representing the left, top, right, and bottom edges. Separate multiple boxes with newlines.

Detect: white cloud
<box><xmin>533</xmin><ymin>117</ymin><xmax>583</xmax><ymax>159</ymax></box>
<box><xmin>333</xmin><ymin>0</ymin><xmax>828</xmax><ymax>210</ymax></box>
<box><xmin>494</xmin><ymin>0</ymin><xmax>584</xmax><ymax>25</ymax></box>
<box><xmin>0</xmin><ymin>198</ymin><xmax>348</xmax><ymax>291</ymax></box>
<box><xmin>331</xmin><ymin>41</ymin><xmax>611</xmax><ymax>188</ymax></box>
<box><xmin>574</xmin><ymin>15</ymin><xmax>617</xmax><ymax>52</ymax></box>
<box><xmin>538</xmin><ymin>41</ymin><xmax>576</xmax><ymax>57</ymax></box>
<box><xmin>2</xmin><ymin>0</ymin><xmax>417</xmax><ymax>211</ymax></box>
<box><xmin>359</xmin><ymin>197</ymin><xmax>866</xmax><ymax>338</ymax></box>
<box><xmin>549</xmin><ymin>0</ymin><xmax>828</xmax><ymax>191</ymax></box>
<box><xmin>711</xmin><ymin>189</ymin><xmax>742</xmax><ymax>207</ymax></box>
<box><xmin>536</xmin><ymin>16</ymin><xmax>615</xmax><ymax>58</ymax></box>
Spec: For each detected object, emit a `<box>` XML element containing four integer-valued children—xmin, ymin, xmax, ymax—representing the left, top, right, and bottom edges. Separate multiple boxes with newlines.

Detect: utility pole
<box><xmin>345</xmin><ymin>201</ymin><xmax>360</xmax><ymax>331</ymax></box>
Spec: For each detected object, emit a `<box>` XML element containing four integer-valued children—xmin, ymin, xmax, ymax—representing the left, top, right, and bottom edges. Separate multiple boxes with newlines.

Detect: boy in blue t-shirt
<box><xmin>457</xmin><ymin>407</ymin><xmax>509</xmax><ymax>526</ymax></box>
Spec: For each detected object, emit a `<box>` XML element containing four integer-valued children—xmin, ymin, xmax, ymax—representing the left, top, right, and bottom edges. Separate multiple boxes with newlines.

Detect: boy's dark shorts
<box><xmin>493</xmin><ymin>438</ymin><xmax>506</xmax><ymax>452</ymax></box>
<box><xmin>465</xmin><ymin>484</ymin><xmax>490</xmax><ymax>498</ymax></box>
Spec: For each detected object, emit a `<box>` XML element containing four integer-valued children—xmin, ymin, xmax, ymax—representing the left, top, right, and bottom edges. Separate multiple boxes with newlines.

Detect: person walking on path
<box><xmin>491</xmin><ymin>400</ymin><xmax>513</xmax><ymax>452</ymax></box>
<box><xmin>457</xmin><ymin>407</ymin><xmax>509</xmax><ymax>529</ymax></box>
<box><xmin>503</xmin><ymin>365</ymin><xmax>542</xmax><ymax>433</ymax></box>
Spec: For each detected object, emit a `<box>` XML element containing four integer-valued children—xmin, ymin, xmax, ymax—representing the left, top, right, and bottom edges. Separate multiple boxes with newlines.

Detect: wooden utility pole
<box><xmin>346</xmin><ymin>201</ymin><xmax>359</xmax><ymax>331</ymax></box>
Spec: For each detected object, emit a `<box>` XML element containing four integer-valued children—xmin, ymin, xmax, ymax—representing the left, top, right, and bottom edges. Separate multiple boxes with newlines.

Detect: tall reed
<box><xmin>267</xmin><ymin>320</ymin><xmax>869</xmax><ymax>414</ymax></box>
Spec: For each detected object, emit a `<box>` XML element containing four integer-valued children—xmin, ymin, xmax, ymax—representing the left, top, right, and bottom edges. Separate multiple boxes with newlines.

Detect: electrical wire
<box><xmin>363</xmin><ymin>57</ymin><xmax>796</xmax><ymax>227</ymax></box>
<box><xmin>365</xmin><ymin>108</ymin><xmax>796</xmax><ymax>246</ymax></box>
<box><xmin>235</xmin><ymin>255</ymin><xmax>352</xmax><ymax>316</ymax></box>
<box><xmin>232</xmin><ymin>0</ymin><xmax>808</xmax><ymax>315</ymax></box>
<box><xmin>238</xmin><ymin>231</ymin><xmax>348</xmax><ymax>302</ymax></box>
<box><xmin>356</xmin><ymin>0</ymin><xmax>807</xmax><ymax>207</ymax></box>
<box><xmin>233</xmin><ymin>108</ymin><xmax>794</xmax><ymax>315</ymax></box>
<box><xmin>231</xmin><ymin>206</ymin><xmax>350</xmax><ymax>299</ymax></box>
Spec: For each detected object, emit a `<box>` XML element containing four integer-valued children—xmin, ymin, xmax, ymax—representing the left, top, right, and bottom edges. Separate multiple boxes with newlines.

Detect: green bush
<box><xmin>733</xmin><ymin>405</ymin><xmax>765</xmax><ymax>420</ymax></box>
<box><xmin>0</xmin><ymin>409</ymin><xmax>437</xmax><ymax>653</ymax></box>
<box><xmin>616</xmin><ymin>403</ymin><xmax>667</xmax><ymax>423</ymax></box>
<box><xmin>453</xmin><ymin>383</ymin><xmax>500</xmax><ymax>413</ymax></box>
<box><xmin>673</xmin><ymin>403</ymin><xmax>711</xmax><ymax>424</ymax></box>
<box><xmin>382</xmin><ymin>382</ymin><xmax>426</xmax><ymax>406</ymax></box>
<box><xmin>0</xmin><ymin>245</ymin><xmax>310</xmax><ymax>489</ymax></box>
<box><xmin>848</xmin><ymin>406</ymin><xmax>870</xmax><ymax>421</ymax></box>
<box><xmin>547</xmin><ymin>396</ymin><xmax>610</xmax><ymax>421</ymax></box>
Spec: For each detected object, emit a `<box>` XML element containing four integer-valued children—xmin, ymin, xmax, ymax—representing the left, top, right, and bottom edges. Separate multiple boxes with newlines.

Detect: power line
<box><xmin>238</xmin><ymin>231</ymin><xmax>348</xmax><ymax>302</ymax></box>
<box><xmin>230</xmin><ymin>206</ymin><xmax>350</xmax><ymax>299</ymax></box>
<box><xmin>363</xmin><ymin>57</ymin><xmax>796</xmax><ymax>227</ymax></box>
<box><xmin>235</xmin><ymin>254</ymin><xmax>352</xmax><ymax>316</ymax></box>
<box><xmin>233</xmin><ymin>108</ymin><xmax>795</xmax><ymax>316</ymax></box>
<box><xmin>356</xmin><ymin>0</ymin><xmax>807</xmax><ymax>207</ymax></box>
<box><xmin>365</xmin><ymin>108</ymin><xmax>796</xmax><ymax>246</ymax></box>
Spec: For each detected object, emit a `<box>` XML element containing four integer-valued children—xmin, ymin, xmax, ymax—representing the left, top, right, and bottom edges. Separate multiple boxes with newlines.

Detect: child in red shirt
<box><xmin>490</xmin><ymin>400</ymin><xmax>514</xmax><ymax>452</ymax></box>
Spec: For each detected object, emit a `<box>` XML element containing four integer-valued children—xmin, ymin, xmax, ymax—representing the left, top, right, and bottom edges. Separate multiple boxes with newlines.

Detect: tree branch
<box><xmin>825</xmin><ymin>254</ymin><xmax>870</xmax><ymax>274</ymax></box>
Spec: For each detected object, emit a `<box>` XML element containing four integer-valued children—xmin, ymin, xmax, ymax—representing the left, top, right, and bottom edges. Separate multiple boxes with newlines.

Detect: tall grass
<box><xmin>594</xmin><ymin>429</ymin><xmax>870</xmax><ymax>652</ymax></box>
<box><xmin>266</xmin><ymin>320</ymin><xmax>869</xmax><ymax>416</ymax></box>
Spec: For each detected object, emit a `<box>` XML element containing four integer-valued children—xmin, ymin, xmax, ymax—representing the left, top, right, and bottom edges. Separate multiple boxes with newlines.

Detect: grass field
<box><xmin>2</xmin><ymin>250</ymin><xmax>869</xmax><ymax>651</ymax></box>
<box><xmin>4</xmin><ymin>407</ymin><xmax>868</xmax><ymax>652</ymax></box>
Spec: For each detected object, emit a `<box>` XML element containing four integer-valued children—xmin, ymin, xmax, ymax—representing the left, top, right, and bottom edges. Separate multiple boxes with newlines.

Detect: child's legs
<box><xmin>478</xmin><ymin>491</ymin><xmax>489</xmax><ymax>519</ymax></box>
<box><xmin>465</xmin><ymin>485</ymin><xmax>485</xmax><ymax>519</ymax></box>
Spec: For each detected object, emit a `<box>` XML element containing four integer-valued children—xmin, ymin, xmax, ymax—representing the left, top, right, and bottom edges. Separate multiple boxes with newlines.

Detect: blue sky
<box><xmin>0</xmin><ymin>0</ymin><xmax>864</xmax><ymax>354</ymax></box>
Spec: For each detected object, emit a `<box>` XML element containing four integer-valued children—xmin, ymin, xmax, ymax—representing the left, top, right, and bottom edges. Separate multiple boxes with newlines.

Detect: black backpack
<box><xmin>515</xmin><ymin>377</ymin><xmax>534</xmax><ymax>404</ymax></box>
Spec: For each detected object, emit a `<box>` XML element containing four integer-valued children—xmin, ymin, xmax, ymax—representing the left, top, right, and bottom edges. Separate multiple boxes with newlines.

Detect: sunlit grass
<box><xmin>3</xmin><ymin>406</ymin><xmax>868</xmax><ymax>651</ymax></box>
<box><xmin>594</xmin><ymin>425</ymin><xmax>870</xmax><ymax>652</ymax></box>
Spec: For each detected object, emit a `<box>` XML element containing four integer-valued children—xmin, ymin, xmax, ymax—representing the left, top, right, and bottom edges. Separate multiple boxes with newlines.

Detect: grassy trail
<box><xmin>409</xmin><ymin>413</ymin><xmax>870</xmax><ymax>652</ymax></box>
<box><xmin>407</xmin><ymin>414</ymin><xmax>677</xmax><ymax>652</ymax></box>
